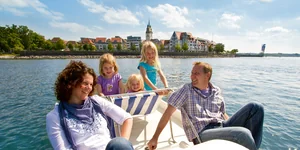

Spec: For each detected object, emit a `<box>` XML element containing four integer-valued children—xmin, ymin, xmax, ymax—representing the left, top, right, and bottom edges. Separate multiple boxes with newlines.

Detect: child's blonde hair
<box><xmin>140</xmin><ymin>41</ymin><xmax>161</xmax><ymax>69</ymax></box>
<box><xmin>126</xmin><ymin>74</ymin><xmax>144</xmax><ymax>92</ymax></box>
<box><xmin>99</xmin><ymin>53</ymin><xmax>119</xmax><ymax>76</ymax></box>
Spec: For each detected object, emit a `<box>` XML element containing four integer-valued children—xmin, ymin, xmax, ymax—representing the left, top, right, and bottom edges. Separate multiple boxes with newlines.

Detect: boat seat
<box><xmin>105</xmin><ymin>89</ymin><xmax>176</xmax><ymax>143</ymax></box>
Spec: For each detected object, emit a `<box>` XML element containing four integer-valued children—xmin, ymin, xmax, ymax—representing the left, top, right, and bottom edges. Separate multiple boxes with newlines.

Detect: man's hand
<box><xmin>147</xmin><ymin>138</ymin><xmax>158</xmax><ymax>150</ymax></box>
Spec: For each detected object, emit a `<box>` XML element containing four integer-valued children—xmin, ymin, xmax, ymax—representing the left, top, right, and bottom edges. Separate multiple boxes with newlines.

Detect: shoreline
<box><xmin>0</xmin><ymin>55</ymin><xmax>235</xmax><ymax>59</ymax></box>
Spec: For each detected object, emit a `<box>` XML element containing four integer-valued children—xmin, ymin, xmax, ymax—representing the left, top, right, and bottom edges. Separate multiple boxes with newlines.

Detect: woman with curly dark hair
<box><xmin>46</xmin><ymin>60</ymin><xmax>133</xmax><ymax>150</ymax></box>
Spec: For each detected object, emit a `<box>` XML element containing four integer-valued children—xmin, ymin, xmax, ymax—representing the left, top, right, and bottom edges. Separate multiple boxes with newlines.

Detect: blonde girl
<box><xmin>96</xmin><ymin>53</ymin><xmax>125</xmax><ymax>96</ymax></box>
<box><xmin>138</xmin><ymin>41</ymin><xmax>168</xmax><ymax>90</ymax></box>
<box><xmin>126</xmin><ymin>74</ymin><xmax>144</xmax><ymax>93</ymax></box>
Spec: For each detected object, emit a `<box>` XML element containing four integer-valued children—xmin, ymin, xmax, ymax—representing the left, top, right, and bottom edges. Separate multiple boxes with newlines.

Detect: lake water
<box><xmin>0</xmin><ymin>57</ymin><xmax>299</xmax><ymax>150</ymax></box>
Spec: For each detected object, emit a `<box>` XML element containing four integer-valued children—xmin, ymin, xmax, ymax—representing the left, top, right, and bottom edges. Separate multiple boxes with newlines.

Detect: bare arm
<box><xmin>95</xmin><ymin>84</ymin><xmax>104</xmax><ymax>96</ymax></box>
<box><xmin>157</xmin><ymin>69</ymin><xmax>168</xmax><ymax>88</ymax></box>
<box><xmin>120</xmin><ymin>118</ymin><xmax>133</xmax><ymax>140</ymax></box>
<box><xmin>224</xmin><ymin>113</ymin><xmax>230</xmax><ymax>120</ymax></box>
<box><xmin>140</xmin><ymin>66</ymin><xmax>157</xmax><ymax>90</ymax></box>
<box><xmin>147</xmin><ymin>105</ymin><xmax>176</xmax><ymax>150</ymax></box>
<box><xmin>118</xmin><ymin>80</ymin><xmax>125</xmax><ymax>94</ymax></box>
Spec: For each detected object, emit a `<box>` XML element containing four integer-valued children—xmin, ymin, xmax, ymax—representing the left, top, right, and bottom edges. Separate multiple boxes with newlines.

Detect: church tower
<box><xmin>145</xmin><ymin>19</ymin><xmax>153</xmax><ymax>41</ymax></box>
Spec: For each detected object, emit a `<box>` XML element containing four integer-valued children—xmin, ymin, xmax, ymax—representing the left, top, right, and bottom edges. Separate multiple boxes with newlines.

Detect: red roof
<box><xmin>110</xmin><ymin>37</ymin><xmax>122</xmax><ymax>43</ymax></box>
<box><xmin>66</xmin><ymin>41</ymin><xmax>77</xmax><ymax>45</ymax></box>
<box><xmin>81</xmin><ymin>38</ymin><xmax>94</xmax><ymax>44</ymax></box>
<box><xmin>95</xmin><ymin>37</ymin><xmax>106</xmax><ymax>43</ymax></box>
<box><xmin>51</xmin><ymin>37</ymin><xmax>62</xmax><ymax>43</ymax></box>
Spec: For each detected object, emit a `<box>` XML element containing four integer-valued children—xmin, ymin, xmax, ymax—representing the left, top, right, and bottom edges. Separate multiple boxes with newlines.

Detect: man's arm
<box><xmin>147</xmin><ymin>104</ymin><xmax>177</xmax><ymax>150</ymax></box>
<box><xmin>223</xmin><ymin>113</ymin><xmax>230</xmax><ymax>120</ymax></box>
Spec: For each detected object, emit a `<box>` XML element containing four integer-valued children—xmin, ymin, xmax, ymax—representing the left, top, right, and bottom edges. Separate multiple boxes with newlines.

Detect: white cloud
<box><xmin>0</xmin><ymin>0</ymin><xmax>63</xmax><ymax>20</ymax></box>
<box><xmin>93</xmin><ymin>26</ymin><xmax>103</xmax><ymax>30</ymax></box>
<box><xmin>146</xmin><ymin>4</ymin><xmax>193</xmax><ymax>28</ymax></box>
<box><xmin>218</xmin><ymin>13</ymin><xmax>242</xmax><ymax>29</ymax></box>
<box><xmin>153</xmin><ymin>31</ymin><xmax>172</xmax><ymax>39</ymax></box>
<box><xmin>3</xmin><ymin>7</ymin><xmax>27</xmax><ymax>16</ymax></box>
<box><xmin>136</xmin><ymin>11</ymin><xmax>143</xmax><ymax>17</ymax></box>
<box><xmin>264</xmin><ymin>26</ymin><xmax>289</xmax><ymax>33</ymax></box>
<box><xmin>246</xmin><ymin>0</ymin><xmax>273</xmax><ymax>4</ymax></box>
<box><xmin>259</xmin><ymin>0</ymin><xmax>273</xmax><ymax>2</ymax></box>
<box><xmin>78</xmin><ymin>0</ymin><xmax>140</xmax><ymax>25</ymax></box>
<box><xmin>296</xmin><ymin>17</ymin><xmax>300</xmax><ymax>20</ymax></box>
<box><xmin>196</xmin><ymin>18</ymin><xmax>201</xmax><ymax>22</ymax></box>
<box><xmin>104</xmin><ymin>9</ymin><xmax>139</xmax><ymax>25</ymax></box>
<box><xmin>0</xmin><ymin>0</ymin><xmax>29</xmax><ymax>7</ymax></box>
<box><xmin>49</xmin><ymin>21</ymin><xmax>92</xmax><ymax>33</ymax></box>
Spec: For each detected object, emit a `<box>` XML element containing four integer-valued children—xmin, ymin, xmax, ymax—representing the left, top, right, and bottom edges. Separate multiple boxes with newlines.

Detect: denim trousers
<box><xmin>105</xmin><ymin>137</ymin><xmax>134</xmax><ymax>150</ymax></box>
<box><xmin>193</xmin><ymin>102</ymin><xmax>264</xmax><ymax>150</ymax></box>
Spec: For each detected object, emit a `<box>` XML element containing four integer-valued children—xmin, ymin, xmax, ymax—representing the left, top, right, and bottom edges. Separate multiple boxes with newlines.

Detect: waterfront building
<box><xmin>168</xmin><ymin>31</ymin><xmax>211</xmax><ymax>52</ymax></box>
<box><xmin>127</xmin><ymin>36</ymin><xmax>141</xmax><ymax>51</ymax></box>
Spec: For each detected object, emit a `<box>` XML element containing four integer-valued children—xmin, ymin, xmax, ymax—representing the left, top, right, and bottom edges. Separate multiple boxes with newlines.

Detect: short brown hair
<box><xmin>193</xmin><ymin>62</ymin><xmax>213</xmax><ymax>81</ymax></box>
<box><xmin>99</xmin><ymin>53</ymin><xmax>119</xmax><ymax>76</ymax></box>
<box><xmin>54</xmin><ymin>60</ymin><xmax>97</xmax><ymax>102</ymax></box>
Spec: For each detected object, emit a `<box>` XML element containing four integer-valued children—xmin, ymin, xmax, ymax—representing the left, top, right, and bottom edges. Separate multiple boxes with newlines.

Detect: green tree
<box><xmin>155</xmin><ymin>43</ymin><xmax>160</xmax><ymax>51</ymax></box>
<box><xmin>230</xmin><ymin>49</ymin><xmax>238</xmax><ymax>54</ymax></box>
<box><xmin>7</xmin><ymin>32</ymin><xmax>24</xmax><ymax>51</ymax></box>
<box><xmin>108</xmin><ymin>42</ymin><xmax>113</xmax><ymax>51</ymax></box>
<box><xmin>175</xmin><ymin>43</ymin><xmax>181</xmax><ymax>52</ymax></box>
<box><xmin>83</xmin><ymin>44</ymin><xmax>89</xmax><ymax>51</ymax></box>
<box><xmin>0</xmin><ymin>26</ymin><xmax>10</xmax><ymax>52</ymax></box>
<box><xmin>30</xmin><ymin>32</ymin><xmax>45</xmax><ymax>50</ymax></box>
<box><xmin>130</xmin><ymin>43</ymin><xmax>136</xmax><ymax>51</ymax></box>
<box><xmin>160</xmin><ymin>44</ymin><xmax>164</xmax><ymax>51</ymax></box>
<box><xmin>91</xmin><ymin>45</ymin><xmax>96</xmax><ymax>51</ymax></box>
<box><xmin>116</xmin><ymin>43</ymin><xmax>122</xmax><ymax>51</ymax></box>
<box><xmin>88</xmin><ymin>44</ymin><xmax>93</xmax><ymax>51</ymax></box>
<box><xmin>17</xmin><ymin>25</ymin><xmax>31</xmax><ymax>50</ymax></box>
<box><xmin>208</xmin><ymin>45</ymin><xmax>213</xmax><ymax>53</ymax></box>
<box><xmin>77</xmin><ymin>43</ymin><xmax>82</xmax><ymax>51</ymax></box>
<box><xmin>139</xmin><ymin>43</ymin><xmax>142</xmax><ymax>51</ymax></box>
<box><xmin>55</xmin><ymin>39</ymin><xmax>65</xmax><ymax>50</ymax></box>
<box><xmin>43</xmin><ymin>40</ymin><xmax>53</xmax><ymax>50</ymax></box>
<box><xmin>182</xmin><ymin>42</ymin><xmax>189</xmax><ymax>51</ymax></box>
<box><xmin>68</xmin><ymin>43</ymin><xmax>74</xmax><ymax>51</ymax></box>
<box><xmin>214</xmin><ymin>43</ymin><xmax>225</xmax><ymax>54</ymax></box>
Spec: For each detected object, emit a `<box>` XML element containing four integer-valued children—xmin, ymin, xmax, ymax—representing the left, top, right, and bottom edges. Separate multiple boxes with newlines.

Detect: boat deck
<box><xmin>116</xmin><ymin>100</ymin><xmax>191</xmax><ymax>150</ymax></box>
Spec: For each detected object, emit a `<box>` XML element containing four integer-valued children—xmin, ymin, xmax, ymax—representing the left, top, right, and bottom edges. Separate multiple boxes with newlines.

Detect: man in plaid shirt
<box><xmin>147</xmin><ymin>62</ymin><xmax>264</xmax><ymax>150</ymax></box>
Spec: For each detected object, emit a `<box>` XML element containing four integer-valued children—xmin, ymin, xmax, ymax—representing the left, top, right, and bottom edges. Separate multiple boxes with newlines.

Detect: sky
<box><xmin>1</xmin><ymin>0</ymin><xmax>300</xmax><ymax>53</ymax></box>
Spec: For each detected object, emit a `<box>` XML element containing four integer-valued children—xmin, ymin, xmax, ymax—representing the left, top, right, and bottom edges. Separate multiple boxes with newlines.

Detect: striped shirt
<box><xmin>168</xmin><ymin>83</ymin><xmax>226</xmax><ymax>141</ymax></box>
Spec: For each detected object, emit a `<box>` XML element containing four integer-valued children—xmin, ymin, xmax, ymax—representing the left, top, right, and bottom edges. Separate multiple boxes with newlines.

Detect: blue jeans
<box><xmin>193</xmin><ymin>102</ymin><xmax>264</xmax><ymax>150</ymax></box>
<box><xmin>105</xmin><ymin>137</ymin><xmax>134</xmax><ymax>150</ymax></box>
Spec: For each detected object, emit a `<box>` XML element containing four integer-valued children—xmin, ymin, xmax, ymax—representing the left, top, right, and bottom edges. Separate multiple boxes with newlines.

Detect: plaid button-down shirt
<box><xmin>168</xmin><ymin>83</ymin><xmax>225</xmax><ymax>141</ymax></box>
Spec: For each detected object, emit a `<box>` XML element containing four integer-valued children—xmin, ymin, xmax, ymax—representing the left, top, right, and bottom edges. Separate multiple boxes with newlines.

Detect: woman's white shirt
<box><xmin>46</xmin><ymin>95</ymin><xmax>132</xmax><ymax>150</ymax></box>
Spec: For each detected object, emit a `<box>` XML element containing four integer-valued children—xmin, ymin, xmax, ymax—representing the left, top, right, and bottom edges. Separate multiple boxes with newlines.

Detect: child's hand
<box><xmin>156</xmin><ymin>89</ymin><xmax>171</xmax><ymax>95</ymax></box>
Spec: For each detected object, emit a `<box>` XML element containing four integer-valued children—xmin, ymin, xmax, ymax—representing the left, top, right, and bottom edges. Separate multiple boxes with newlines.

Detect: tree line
<box><xmin>0</xmin><ymin>24</ymin><xmax>238</xmax><ymax>54</ymax></box>
<box><xmin>0</xmin><ymin>24</ymin><xmax>98</xmax><ymax>53</ymax></box>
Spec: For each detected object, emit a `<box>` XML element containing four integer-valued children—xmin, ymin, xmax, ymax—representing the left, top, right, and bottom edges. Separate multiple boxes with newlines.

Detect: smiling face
<box><xmin>145</xmin><ymin>48</ymin><xmax>156</xmax><ymax>64</ymax></box>
<box><xmin>102</xmin><ymin>63</ymin><xmax>115</xmax><ymax>78</ymax></box>
<box><xmin>130</xmin><ymin>80</ymin><xmax>142</xmax><ymax>92</ymax></box>
<box><xmin>69</xmin><ymin>73</ymin><xmax>94</xmax><ymax>104</ymax></box>
<box><xmin>190</xmin><ymin>65</ymin><xmax>210</xmax><ymax>89</ymax></box>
